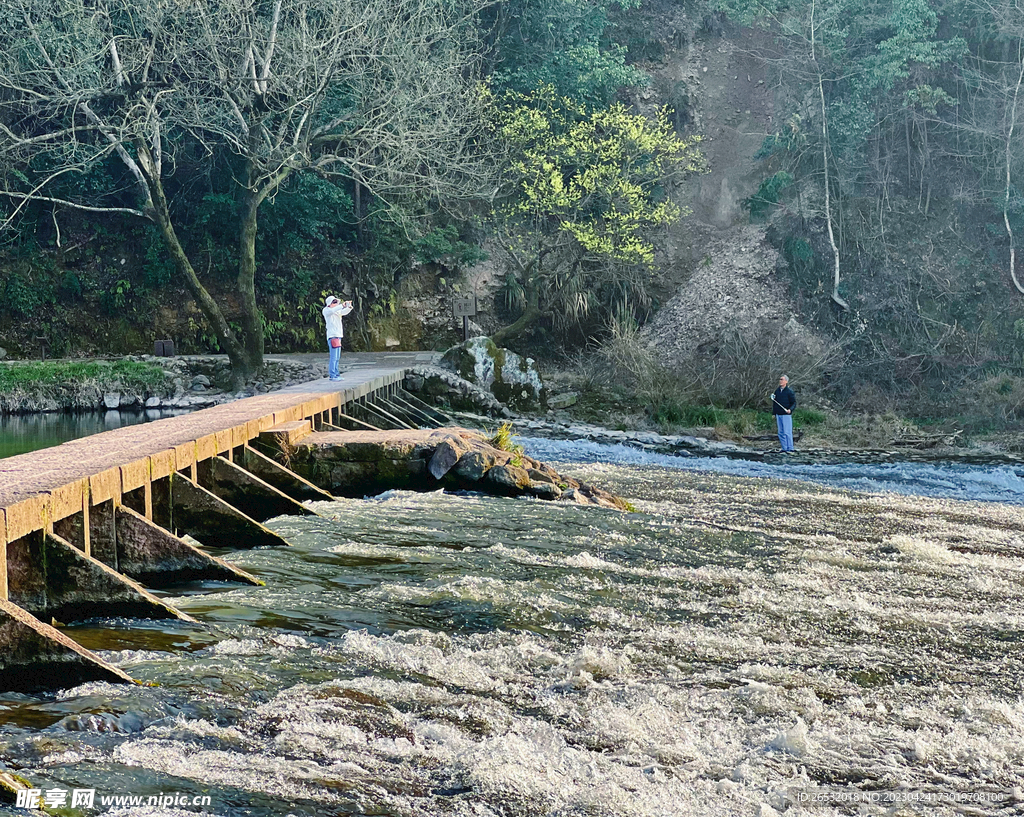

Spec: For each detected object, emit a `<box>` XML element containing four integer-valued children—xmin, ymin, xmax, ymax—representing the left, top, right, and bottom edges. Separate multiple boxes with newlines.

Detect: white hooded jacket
<box><xmin>322</xmin><ymin>301</ymin><xmax>353</xmax><ymax>338</ymax></box>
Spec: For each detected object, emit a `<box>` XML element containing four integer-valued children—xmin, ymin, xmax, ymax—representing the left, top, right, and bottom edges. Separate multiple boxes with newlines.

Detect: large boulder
<box><xmin>440</xmin><ymin>336</ymin><xmax>545</xmax><ymax>412</ymax></box>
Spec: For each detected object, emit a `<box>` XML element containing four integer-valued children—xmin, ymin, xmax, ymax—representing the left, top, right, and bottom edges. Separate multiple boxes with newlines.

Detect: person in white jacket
<box><xmin>322</xmin><ymin>295</ymin><xmax>353</xmax><ymax>381</ymax></box>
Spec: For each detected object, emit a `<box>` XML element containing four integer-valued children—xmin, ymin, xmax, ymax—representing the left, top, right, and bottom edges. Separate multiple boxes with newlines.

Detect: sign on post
<box><xmin>452</xmin><ymin>296</ymin><xmax>477</xmax><ymax>318</ymax></box>
<box><xmin>453</xmin><ymin>296</ymin><xmax>477</xmax><ymax>341</ymax></box>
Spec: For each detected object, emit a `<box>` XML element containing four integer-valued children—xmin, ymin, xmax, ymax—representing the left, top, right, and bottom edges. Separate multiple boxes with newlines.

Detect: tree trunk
<box><xmin>811</xmin><ymin>0</ymin><xmax>848</xmax><ymax>312</ymax></box>
<box><xmin>1006</xmin><ymin>40</ymin><xmax>1024</xmax><ymax>294</ymax></box>
<box><xmin>137</xmin><ymin>145</ymin><xmax>251</xmax><ymax>383</ymax></box>
<box><xmin>491</xmin><ymin>301</ymin><xmax>543</xmax><ymax>347</ymax></box>
<box><xmin>238</xmin><ymin>192</ymin><xmax>266</xmax><ymax>378</ymax></box>
<box><xmin>491</xmin><ymin>262</ymin><xmax>543</xmax><ymax>346</ymax></box>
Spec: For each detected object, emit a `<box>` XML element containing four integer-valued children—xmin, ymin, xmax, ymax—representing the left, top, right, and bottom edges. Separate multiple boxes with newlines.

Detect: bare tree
<box><xmin>809</xmin><ymin>0</ymin><xmax>848</xmax><ymax>311</ymax></box>
<box><xmin>1003</xmin><ymin>37</ymin><xmax>1024</xmax><ymax>293</ymax></box>
<box><xmin>0</xmin><ymin>0</ymin><xmax>491</xmax><ymax>382</ymax></box>
<box><xmin>955</xmin><ymin>0</ymin><xmax>1024</xmax><ymax>295</ymax></box>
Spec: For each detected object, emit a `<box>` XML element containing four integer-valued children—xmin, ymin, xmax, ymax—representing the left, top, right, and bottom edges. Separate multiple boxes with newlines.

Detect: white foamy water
<box><xmin>0</xmin><ymin>447</ymin><xmax>1022</xmax><ymax>815</ymax></box>
<box><xmin>520</xmin><ymin>435</ymin><xmax>1024</xmax><ymax>504</ymax></box>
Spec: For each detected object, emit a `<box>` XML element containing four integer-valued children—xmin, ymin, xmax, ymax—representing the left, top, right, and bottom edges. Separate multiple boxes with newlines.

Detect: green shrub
<box><xmin>488</xmin><ymin>420</ymin><xmax>525</xmax><ymax>456</ymax></box>
<box><xmin>4</xmin><ymin>272</ymin><xmax>42</xmax><ymax>317</ymax></box>
<box><xmin>651</xmin><ymin>400</ymin><xmax>724</xmax><ymax>427</ymax></box>
<box><xmin>795</xmin><ymin>407</ymin><xmax>826</xmax><ymax>426</ymax></box>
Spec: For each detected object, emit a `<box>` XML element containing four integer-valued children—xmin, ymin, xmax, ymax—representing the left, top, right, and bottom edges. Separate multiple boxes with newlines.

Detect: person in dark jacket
<box><xmin>771</xmin><ymin>374</ymin><xmax>796</xmax><ymax>451</ymax></box>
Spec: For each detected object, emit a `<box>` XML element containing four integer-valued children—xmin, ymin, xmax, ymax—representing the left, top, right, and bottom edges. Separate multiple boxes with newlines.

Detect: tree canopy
<box><xmin>0</xmin><ymin>0</ymin><xmax>490</xmax><ymax>380</ymax></box>
<box><xmin>489</xmin><ymin>87</ymin><xmax>703</xmax><ymax>343</ymax></box>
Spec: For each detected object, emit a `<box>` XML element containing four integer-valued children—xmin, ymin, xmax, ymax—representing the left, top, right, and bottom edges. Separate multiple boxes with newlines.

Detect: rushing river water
<box><xmin>1</xmin><ymin>437</ymin><xmax>1023</xmax><ymax>816</ymax></box>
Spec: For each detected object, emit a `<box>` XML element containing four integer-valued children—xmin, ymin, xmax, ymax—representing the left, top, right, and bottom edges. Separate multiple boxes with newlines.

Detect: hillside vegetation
<box><xmin>0</xmin><ymin>0</ymin><xmax>1023</xmax><ymax>429</ymax></box>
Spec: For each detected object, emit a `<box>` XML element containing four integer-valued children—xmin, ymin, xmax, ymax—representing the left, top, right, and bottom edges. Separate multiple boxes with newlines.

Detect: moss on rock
<box><xmin>439</xmin><ymin>337</ymin><xmax>546</xmax><ymax>412</ymax></box>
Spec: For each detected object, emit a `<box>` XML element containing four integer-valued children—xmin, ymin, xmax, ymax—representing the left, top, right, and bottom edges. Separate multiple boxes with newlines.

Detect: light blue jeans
<box><xmin>328</xmin><ymin>341</ymin><xmax>342</xmax><ymax>379</ymax></box>
<box><xmin>776</xmin><ymin>414</ymin><xmax>794</xmax><ymax>451</ymax></box>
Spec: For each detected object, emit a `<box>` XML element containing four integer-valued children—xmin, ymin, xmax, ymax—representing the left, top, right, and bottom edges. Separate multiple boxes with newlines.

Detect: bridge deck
<box><xmin>0</xmin><ymin>367</ymin><xmax>406</xmax><ymax>541</ymax></box>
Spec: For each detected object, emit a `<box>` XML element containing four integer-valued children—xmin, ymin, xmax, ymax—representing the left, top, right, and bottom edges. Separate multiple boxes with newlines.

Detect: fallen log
<box><xmin>891</xmin><ymin>429</ymin><xmax>962</xmax><ymax>449</ymax></box>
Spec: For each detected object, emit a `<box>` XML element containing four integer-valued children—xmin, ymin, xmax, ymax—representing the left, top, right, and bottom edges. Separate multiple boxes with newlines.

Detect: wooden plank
<box><xmin>195</xmin><ymin>433</ymin><xmax>218</xmax><ymax>463</ymax></box>
<box><xmin>261</xmin><ymin>420</ymin><xmax>313</xmax><ymax>447</ymax></box>
<box><xmin>273</xmin><ymin>406</ymin><xmax>303</xmax><ymax>425</ymax></box>
<box><xmin>48</xmin><ymin>479</ymin><xmax>86</xmax><ymax>522</ymax></box>
<box><xmin>215</xmin><ymin>428</ymin><xmax>233</xmax><ymax>455</ymax></box>
<box><xmin>89</xmin><ymin>467</ymin><xmax>122</xmax><ymax>505</ymax></box>
<box><xmin>5</xmin><ymin>496</ymin><xmax>48</xmax><ymax>542</ymax></box>
<box><xmin>174</xmin><ymin>442</ymin><xmax>196</xmax><ymax>473</ymax></box>
<box><xmin>150</xmin><ymin>449</ymin><xmax>174</xmax><ymax>481</ymax></box>
<box><xmin>120</xmin><ymin>458</ymin><xmax>150</xmax><ymax>493</ymax></box>
<box><xmin>230</xmin><ymin>423</ymin><xmax>250</xmax><ymax>449</ymax></box>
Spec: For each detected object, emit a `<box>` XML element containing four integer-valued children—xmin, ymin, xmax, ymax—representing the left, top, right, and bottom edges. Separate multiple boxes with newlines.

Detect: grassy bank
<box><xmin>541</xmin><ymin>362</ymin><xmax>989</xmax><ymax>452</ymax></box>
<box><xmin>0</xmin><ymin>359</ymin><xmax>169</xmax><ymax>412</ymax></box>
<box><xmin>0</xmin><ymin>360</ymin><xmax>167</xmax><ymax>392</ymax></box>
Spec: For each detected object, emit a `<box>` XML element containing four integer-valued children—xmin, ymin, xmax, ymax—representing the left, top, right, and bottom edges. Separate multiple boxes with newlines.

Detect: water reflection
<box><xmin>0</xmin><ymin>409</ymin><xmax>191</xmax><ymax>460</ymax></box>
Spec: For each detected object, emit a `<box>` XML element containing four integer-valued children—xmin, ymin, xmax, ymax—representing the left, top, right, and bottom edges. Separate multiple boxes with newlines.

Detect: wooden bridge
<box><xmin>0</xmin><ymin>364</ymin><xmax>430</xmax><ymax>690</ymax></box>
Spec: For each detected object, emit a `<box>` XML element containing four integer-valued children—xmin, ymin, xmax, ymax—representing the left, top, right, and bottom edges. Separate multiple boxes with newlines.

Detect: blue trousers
<box><xmin>776</xmin><ymin>414</ymin><xmax>794</xmax><ymax>451</ymax></box>
<box><xmin>328</xmin><ymin>341</ymin><xmax>342</xmax><ymax>380</ymax></box>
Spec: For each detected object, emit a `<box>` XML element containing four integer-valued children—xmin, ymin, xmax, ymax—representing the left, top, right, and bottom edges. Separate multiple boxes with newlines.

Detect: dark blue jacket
<box><xmin>772</xmin><ymin>386</ymin><xmax>796</xmax><ymax>415</ymax></box>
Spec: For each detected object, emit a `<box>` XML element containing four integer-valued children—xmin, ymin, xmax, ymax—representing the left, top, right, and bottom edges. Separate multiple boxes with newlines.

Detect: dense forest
<box><xmin>1</xmin><ymin>0</ymin><xmax>1023</xmax><ymax>426</ymax></box>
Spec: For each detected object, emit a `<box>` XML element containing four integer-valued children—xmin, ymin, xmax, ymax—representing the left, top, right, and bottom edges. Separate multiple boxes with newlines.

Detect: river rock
<box><xmin>530</xmin><ymin>481</ymin><xmax>562</xmax><ymax>499</ymax></box>
<box><xmin>427</xmin><ymin>436</ymin><xmax>470</xmax><ymax>479</ymax></box>
<box><xmin>453</xmin><ymin>449</ymin><xmax>501</xmax><ymax>481</ymax></box>
<box><xmin>145</xmin><ymin>396</ymin><xmax>161</xmax><ymax>408</ymax></box>
<box><xmin>440</xmin><ymin>336</ymin><xmax>546</xmax><ymax>412</ymax></box>
<box><xmin>103</xmin><ymin>392</ymin><xmax>121</xmax><ymax>409</ymax></box>
<box><xmin>547</xmin><ymin>392</ymin><xmax>578</xmax><ymax>410</ymax></box>
<box><xmin>287</xmin><ymin>427</ymin><xmax>631</xmax><ymax>510</ymax></box>
<box><xmin>0</xmin><ymin>346</ymin><xmax>6</xmax><ymax>360</ymax></box>
<box><xmin>527</xmin><ymin>466</ymin><xmax>557</xmax><ymax>484</ymax></box>
<box><xmin>485</xmin><ymin>463</ymin><xmax>531</xmax><ymax>493</ymax></box>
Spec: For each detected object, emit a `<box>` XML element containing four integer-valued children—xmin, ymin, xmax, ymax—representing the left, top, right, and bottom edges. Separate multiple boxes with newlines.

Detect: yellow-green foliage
<box><xmin>491</xmin><ymin>86</ymin><xmax>703</xmax><ymax>265</ymax></box>
<box><xmin>488</xmin><ymin>421</ymin><xmax>525</xmax><ymax>457</ymax></box>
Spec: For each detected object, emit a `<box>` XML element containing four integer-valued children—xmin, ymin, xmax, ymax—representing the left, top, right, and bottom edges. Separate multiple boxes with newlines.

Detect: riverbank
<box><xmin>536</xmin><ymin>365</ymin><xmax>1020</xmax><ymax>458</ymax></box>
<box><xmin>0</xmin><ymin>356</ymin><xmax>324</xmax><ymax>413</ymax></box>
<box><xmin>4</xmin><ymin>352</ymin><xmax>1019</xmax><ymax>461</ymax></box>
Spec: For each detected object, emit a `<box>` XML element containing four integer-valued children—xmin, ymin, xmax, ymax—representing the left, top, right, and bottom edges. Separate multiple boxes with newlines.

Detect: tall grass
<box><xmin>594</xmin><ymin>319</ymin><xmax>831</xmax><ymax>435</ymax></box>
<box><xmin>488</xmin><ymin>421</ymin><xmax>525</xmax><ymax>456</ymax></box>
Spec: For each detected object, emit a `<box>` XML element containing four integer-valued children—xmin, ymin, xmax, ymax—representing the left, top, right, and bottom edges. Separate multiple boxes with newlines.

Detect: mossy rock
<box><xmin>440</xmin><ymin>336</ymin><xmax>546</xmax><ymax>412</ymax></box>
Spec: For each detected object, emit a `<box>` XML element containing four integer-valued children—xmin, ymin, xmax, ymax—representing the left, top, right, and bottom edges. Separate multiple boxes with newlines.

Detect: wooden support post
<box><xmin>197</xmin><ymin>456</ymin><xmax>319</xmax><ymax>522</ymax></box>
<box><xmin>168</xmin><ymin>473</ymin><xmax>292</xmax><ymax>549</ymax></box>
<box><xmin>336</xmin><ymin>411</ymin><xmax>383</xmax><ymax>432</ymax></box>
<box><xmin>4</xmin><ymin>529</ymin><xmax>196</xmax><ymax>624</ymax></box>
<box><xmin>240</xmin><ymin>446</ymin><xmax>335</xmax><ymax>502</ymax></box>
<box><xmin>0</xmin><ymin>509</ymin><xmax>8</xmax><ymax>601</ymax></box>
<box><xmin>89</xmin><ymin>500</ymin><xmax>118</xmax><ymax>571</ymax></box>
<box><xmin>0</xmin><ymin>597</ymin><xmax>135</xmax><ymax>691</ymax></box>
<box><xmin>114</xmin><ymin>506</ymin><xmax>263</xmax><ymax>588</ymax></box>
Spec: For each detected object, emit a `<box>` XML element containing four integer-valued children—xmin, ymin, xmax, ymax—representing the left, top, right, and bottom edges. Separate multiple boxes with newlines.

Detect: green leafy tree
<box><xmin>489</xmin><ymin>88</ymin><xmax>703</xmax><ymax>344</ymax></box>
<box><xmin>485</xmin><ymin>0</ymin><xmax>647</xmax><ymax>105</ymax></box>
<box><xmin>721</xmin><ymin>0</ymin><xmax>962</xmax><ymax>309</ymax></box>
